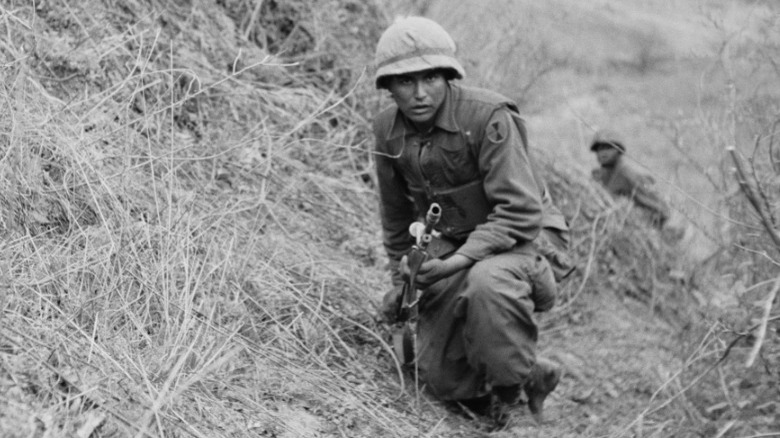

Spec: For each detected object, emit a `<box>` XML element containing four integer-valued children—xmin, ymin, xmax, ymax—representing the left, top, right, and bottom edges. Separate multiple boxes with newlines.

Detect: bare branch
<box><xmin>745</xmin><ymin>274</ymin><xmax>780</xmax><ymax>368</ymax></box>
<box><xmin>727</xmin><ymin>146</ymin><xmax>780</xmax><ymax>250</ymax></box>
<box><xmin>751</xmin><ymin>131</ymin><xmax>778</xmax><ymax>227</ymax></box>
<box><xmin>768</xmin><ymin>118</ymin><xmax>780</xmax><ymax>174</ymax></box>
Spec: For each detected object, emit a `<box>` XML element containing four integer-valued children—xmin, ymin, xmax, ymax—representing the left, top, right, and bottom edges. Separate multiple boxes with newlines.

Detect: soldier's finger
<box><xmin>399</xmin><ymin>255</ymin><xmax>411</xmax><ymax>280</ymax></box>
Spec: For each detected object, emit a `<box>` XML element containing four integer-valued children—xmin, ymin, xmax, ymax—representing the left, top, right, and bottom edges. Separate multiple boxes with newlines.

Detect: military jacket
<box><xmin>592</xmin><ymin>155</ymin><xmax>670</xmax><ymax>224</ymax></box>
<box><xmin>373</xmin><ymin>83</ymin><xmax>545</xmax><ymax>269</ymax></box>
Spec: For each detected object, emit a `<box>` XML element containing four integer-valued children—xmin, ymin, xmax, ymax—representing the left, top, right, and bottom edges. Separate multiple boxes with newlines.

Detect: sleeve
<box><xmin>456</xmin><ymin>108</ymin><xmax>543</xmax><ymax>261</ymax></box>
<box><xmin>622</xmin><ymin>162</ymin><xmax>671</xmax><ymax>221</ymax></box>
<box><xmin>632</xmin><ymin>186</ymin><xmax>671</xmax><ymax>222</ymax></box>
<box><xmin>373</xmin><ymin>122</ymin><xmax>416</xmax><ymax>286</ymax></box>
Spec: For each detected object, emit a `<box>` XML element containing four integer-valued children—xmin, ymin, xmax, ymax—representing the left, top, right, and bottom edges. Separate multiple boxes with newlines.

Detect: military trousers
<box><xmin>415</xmin><ymin>244</ymin><xmax>551</xmax><ymax>401</ymax></box>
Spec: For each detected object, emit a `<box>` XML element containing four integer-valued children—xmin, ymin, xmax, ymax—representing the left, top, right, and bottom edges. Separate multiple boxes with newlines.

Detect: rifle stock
<box><xmin>393</xmin><ymin>203</ymin><xmax>442</xmax><ymax>366</ymax></box>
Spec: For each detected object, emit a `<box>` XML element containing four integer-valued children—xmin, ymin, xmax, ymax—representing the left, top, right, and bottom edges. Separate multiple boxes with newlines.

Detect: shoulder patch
<box><xmin>487</xmin><ymin>119</ymin><xmax>508</xmax><ymax>144</ymax></box>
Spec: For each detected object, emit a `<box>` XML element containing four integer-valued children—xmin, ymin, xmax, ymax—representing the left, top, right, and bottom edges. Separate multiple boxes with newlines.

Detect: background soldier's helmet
<box><xmin>374</xmin><ymin>16</ymin><xmax>465</xmax><ymax>89</ymax></box>
<box><xmin>590</xmin><ymin>129</ymin><xmax>626</xmax><ymax>153</ymax></box>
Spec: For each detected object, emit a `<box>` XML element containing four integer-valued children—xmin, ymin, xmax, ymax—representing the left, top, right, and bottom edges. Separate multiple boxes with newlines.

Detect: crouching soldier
<box><xmin>371</xmin><ymin>16</ymin><xmax>571</xmax><ymax>425</ymax></box>
<box><xmin>590</xmin><ymin>129</ymin><xmax>671</xmax><ymax>229</ymax></box>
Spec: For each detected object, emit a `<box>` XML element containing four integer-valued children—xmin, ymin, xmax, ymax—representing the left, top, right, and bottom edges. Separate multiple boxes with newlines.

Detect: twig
<box><xmin>557</xmin><ymin>210</ymin><xmax>608</xmax><ymax>311</ymax></box>
<box><xmin>749</xmin><ymin>133</ymin><xmax>777</xmax><ymax>228</ymax></box>
<box><xmin>769</xmin><ymin>118</ymin><xmax>780</xmax><ymax>174</ymax></box>
<box><xmin>745</xmin><ymin>273</ymin><xmax>780</xmax><ymax>367</ymax></box>
<box><xmin>733</xmin><ymin>243</ymin><xmax>780</xmax><ymax>268</ymax></box>
<box><xmin>714</xmin><ymin>420</ymin><xmax>737</xmax><ymax>438</ymax></box>
<box><xmin>769</xmin><ymin>119</ymin><xmax>780</xmax><ymax>173</ymax></box>
<box><xmin>717</xmin><ymin>365</ymin><xmax>735</xmax><ymax>413</ymax></box>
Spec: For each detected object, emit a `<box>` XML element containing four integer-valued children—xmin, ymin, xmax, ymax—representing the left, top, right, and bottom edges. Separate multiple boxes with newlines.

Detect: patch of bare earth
<box><xmin>415</xmin><ymin>287</ymin><xmax>683</xmax><ymax>437</ymax></box>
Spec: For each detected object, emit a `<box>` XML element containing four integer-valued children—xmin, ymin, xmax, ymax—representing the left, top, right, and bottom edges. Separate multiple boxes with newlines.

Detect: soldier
<box><xmin>371</xmin><ymin>16</ymin><xmax>569</xmax><ymax>424</ymax></box>
<box><xmin>590</xmin><ymin>129</ymin><xmax>671</xmax><ymax>228</ymax></box>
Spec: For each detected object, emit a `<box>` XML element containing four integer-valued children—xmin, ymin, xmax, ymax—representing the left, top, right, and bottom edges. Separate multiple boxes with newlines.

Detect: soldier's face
<box><xmin>387</xmin><ymin>70</ymin><xmax>448</xmax><ymax>131</ymax></box>
<box><xmin>594</xmin><ymin>145</ymin><xmax>620</xmax><ymax>166</ymax></box>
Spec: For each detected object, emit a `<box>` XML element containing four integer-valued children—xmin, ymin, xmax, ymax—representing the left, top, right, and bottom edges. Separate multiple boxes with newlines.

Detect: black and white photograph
<box><xmin>1</xmin><ymin>0</ymin><xmax>778</xmax><ymax>436</ymax></box>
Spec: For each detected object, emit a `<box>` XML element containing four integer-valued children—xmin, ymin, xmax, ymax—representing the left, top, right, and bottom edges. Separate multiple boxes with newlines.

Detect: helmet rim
<box><xmin>590</xmin><ymin>129</ymin><xmax>626</xmax><ymax>153</ymax></box>
<box><xmin>373</xmin><ymin>16</ymin><xmax>465</xmax><ymax>89</ymax></box>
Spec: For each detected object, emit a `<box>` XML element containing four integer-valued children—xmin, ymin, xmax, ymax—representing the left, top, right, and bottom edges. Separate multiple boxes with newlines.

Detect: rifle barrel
<box><xmin>423</xmin><ymin>203</ymin><xmax>441</xmax><ymax>235</ymax></box>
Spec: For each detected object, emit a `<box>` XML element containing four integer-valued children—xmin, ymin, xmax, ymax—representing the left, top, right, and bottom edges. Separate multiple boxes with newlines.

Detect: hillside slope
<box><xmin>2</xmin><ymin>0</ymin><xmax>779</xmax><ymax>437</ymax></box>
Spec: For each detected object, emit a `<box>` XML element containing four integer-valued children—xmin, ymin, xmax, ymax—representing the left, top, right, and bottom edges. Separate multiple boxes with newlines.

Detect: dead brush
<box><xmin>613</xmin><ymin>11</ymin><xmax>780</xmax><ymax>437</ymax></box>
<box><xmin>531</xmin><ymin>155</ymin><xmax>688</xmax><ymax>325</ymax></box>
<box><xmin>0</xmin><ymin>0</ymin><xmax>433</xmax><ymax>436</ymax></box>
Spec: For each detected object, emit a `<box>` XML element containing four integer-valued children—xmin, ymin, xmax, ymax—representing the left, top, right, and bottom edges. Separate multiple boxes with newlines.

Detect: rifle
<box><xmin>393</xmin><ymin>203</ymin><xmax>441</xmax><ymax>365</ymax></box>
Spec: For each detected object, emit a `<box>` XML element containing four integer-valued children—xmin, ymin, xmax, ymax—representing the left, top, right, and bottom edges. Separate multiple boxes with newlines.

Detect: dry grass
<box><xmin>0</xmin><ymin>1</ymin><xmax>418</xmax><ymax>436</ymax></box>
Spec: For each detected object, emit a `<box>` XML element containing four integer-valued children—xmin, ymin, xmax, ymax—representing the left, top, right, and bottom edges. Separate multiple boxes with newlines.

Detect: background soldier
<box><xmin>590</xmin><ymin>129</ymin><xmax>671</xmax><ymax>229</ymax></box>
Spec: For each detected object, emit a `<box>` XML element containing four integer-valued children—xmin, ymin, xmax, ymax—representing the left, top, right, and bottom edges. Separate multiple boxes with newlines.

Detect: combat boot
<box><xmin>523</xmin><ymin>358</ymin><xmax>561</xmax><ymax>423</ymax></box>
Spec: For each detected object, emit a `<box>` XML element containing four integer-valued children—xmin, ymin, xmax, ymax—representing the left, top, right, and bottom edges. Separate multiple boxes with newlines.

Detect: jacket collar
<box><xmin>386</xmin><ymin>83</ymin><xmax>461</xmax><ymax>140</ymax></box>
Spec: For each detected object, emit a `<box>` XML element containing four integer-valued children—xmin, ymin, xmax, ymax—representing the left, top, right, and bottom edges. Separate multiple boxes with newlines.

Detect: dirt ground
<box><xmin>393</xmin><ymin>283</ymin><xmax>686</xmax><ymax>438</ymax></box>
<box><xmin>521</xmin><ymin>291</ymin><xmax>681</xmax><ymax>437</ymax></box>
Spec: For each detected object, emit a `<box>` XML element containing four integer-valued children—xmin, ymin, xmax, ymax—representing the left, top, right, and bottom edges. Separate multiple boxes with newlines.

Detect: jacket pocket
<box><xmin>526</xmin><ymin>253</ymin><xmax>558</xmax><ymax>312</ymax></box>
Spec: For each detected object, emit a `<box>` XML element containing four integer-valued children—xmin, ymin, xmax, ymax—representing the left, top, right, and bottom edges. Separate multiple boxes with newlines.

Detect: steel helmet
<box><xmin>590</xmin><ymin>129</ymin><xmax>626</xmax><ymax>153</ymax></box>
<box><xmin>374</xmin><ymin>16</ymin><xmax>465</xmax><ymax>89</ymax></box>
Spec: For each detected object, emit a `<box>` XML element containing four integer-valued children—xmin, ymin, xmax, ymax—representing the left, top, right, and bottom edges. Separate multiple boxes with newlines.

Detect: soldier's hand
<box><xmin>401</xmin><ymin>254</ymin><xmax>474</xmax><ymax>288</ymax></box>
<box><xmin>398</xmin><ymin>255</ymin><xmax>443</xmax><ymax>287</ymax></box>
<box><xmin>379</xmin><ymin>285</ymin><xmax>404</xmax><ymax>324</ymax></box>
<box><xmin>399</xmin><ymin>255</ymin><xmax>411</xmax><ymax>282</ymax></box>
